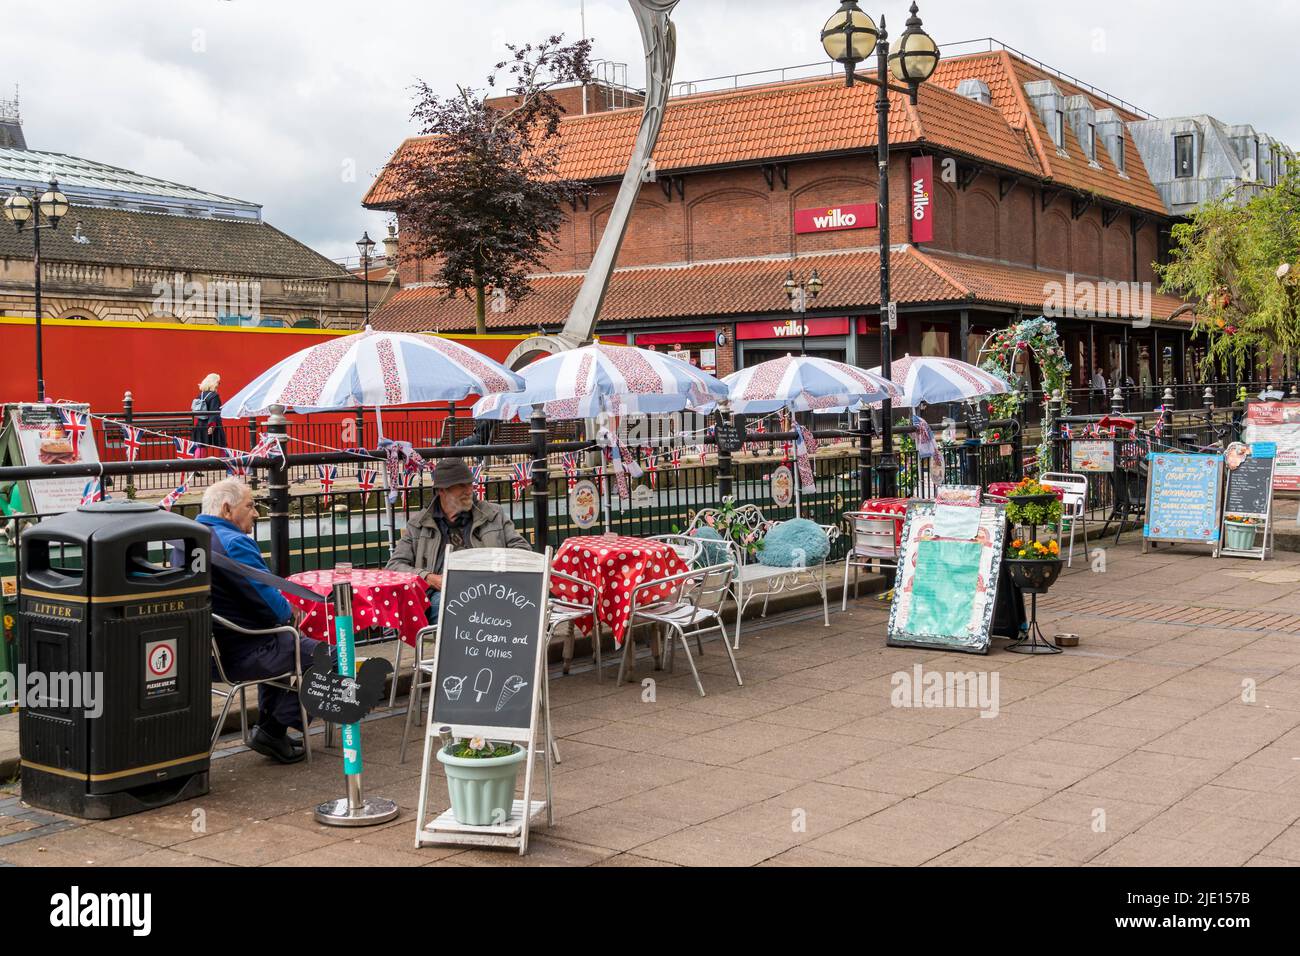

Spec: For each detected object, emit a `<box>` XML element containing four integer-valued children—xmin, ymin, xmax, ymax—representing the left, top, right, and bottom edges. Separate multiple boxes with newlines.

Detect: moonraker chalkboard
<box><xmin>1224</xmin><ymin>455</ymin><xmax>1273</xmax><ymax>518</ymax></box>
<box><xmin>430</xmin><ymin>551</ymin><xmax>549</xmax><ymax>733</ymax></box>
<box><xmin>1143</xmin><ymin>452</ymin><xmax>1223</xmax><ymax>549</ymax></box>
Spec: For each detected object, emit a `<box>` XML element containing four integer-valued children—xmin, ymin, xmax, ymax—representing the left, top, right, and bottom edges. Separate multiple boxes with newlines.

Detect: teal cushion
<box><xmin>758</xmin><ymin>518</ymin><xmax>829</xmax><ymax>568</ymax></box>
<box><xmin>690</xmin><ymin>526</ymin><xmax>732</xmax><ymax>568</ymax></box>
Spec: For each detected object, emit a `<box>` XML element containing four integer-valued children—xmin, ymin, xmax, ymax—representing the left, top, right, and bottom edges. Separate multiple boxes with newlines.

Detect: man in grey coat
<box><xmin>386</xmin><ymin>457</ymin><xmax>532</xmax><ymax>620</ymax></box>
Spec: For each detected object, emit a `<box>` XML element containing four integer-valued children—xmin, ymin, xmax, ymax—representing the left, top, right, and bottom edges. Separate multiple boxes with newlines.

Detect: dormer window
<box><xmin>1174</xmin><ymin>134</ymin><xmax>1195</xmax><ymax>178</ymax></box>
<box><xmin>1115</xmin><ymin>128</ymin><xmax>1126</xmax><ymax>174</ymax></box>
<box><xmin>1087</xmin><ymin>124</ymin><xmax>1097</xmax><ymax>161</ymax></box>
<box><xmin>1054</xmin><ymin>111</ymin><xmax>1065</xmax><ymax>148</ymax></box>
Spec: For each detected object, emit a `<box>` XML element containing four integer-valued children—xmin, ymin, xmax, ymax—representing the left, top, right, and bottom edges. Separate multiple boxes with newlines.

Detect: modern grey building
<box><xmin>1128</xmin><ymin>114</ymin><xmax>1294</xmax><ymax>217</ymax></box>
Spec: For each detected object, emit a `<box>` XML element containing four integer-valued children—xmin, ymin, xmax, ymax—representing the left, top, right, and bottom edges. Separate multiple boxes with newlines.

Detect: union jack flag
<box><xmin>118</xmin><ymin>424</ymin><xmax>143</xmax><ymax>462</ymax></box>
<box><xmin>160</xmin><ymin>474</ymin><xmax>191</xmax><ymax>512</ymax></box>
<box><xmin>471</xmin><ymin>464</ymin><xmax>486</xmax><ymax>501</ymax></box>
<box><xmin>399</xmin><ymin>468</ymin><xmax>420</xmax><ymax>502</ymax></box>
<box><xmin>59</xmin><ymin>408</ymin><xmax>88</xmax><ymax>458</ymax></box>
<box><xmin>511</xmin><ymin>462</ymin><xmax>532</xmax><ymax>500</ymax></box>
<box><xmin>250</xmin><ymin>432</ymin><xmax>285</xmax><ymax>463</ymax></box>
<box><xmin>173</xmin><ymin>437</ymin><xmax>200</xmax><ymax>460</ymax></box>
<box><xmin>80</xmin><ymin>479</ymin><xmax>104</xmax><ymax>505</ymax></box>
<box><xmin>1061</xmin><ymin>422</ymin><xmax>1073</xmax><ymax>440</ymax></box>
<box><xmin>643</xmin><ymin>450</ymin><xmax>658</xmax><ymax>489</ymax></box>
<box><xmin>561</xmin><ymin>453</ymin><xmax>580</xmax><ymax>490</ymax></box>
<box><xmin>357</xmin><ymin>468</ymin><xmax>378</xmax><ymax>499</ymax></box>
<box><xmin>317</xmin><ymin>464</ymin><xmax>337</xmax><ymax>504</ymax></box>
<box><xmin>670</xmin><ymin>447</ymin><xmax>682</xmax><ymax>470</ymax></box>
<box><xmin>1153</xmin><ymin>407</ymin><xmax>1166</xmax><ymax>438</ymax></box>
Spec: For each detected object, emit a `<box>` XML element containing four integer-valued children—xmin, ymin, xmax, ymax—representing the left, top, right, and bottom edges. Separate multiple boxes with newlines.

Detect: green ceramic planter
<box><xmin>437</xmin><ymin>744</ymin><xmax>526</xmax><ymax>826</ymax></box>
<box><xmin>1223</xmin><ymin>520</ymin><xmax>1258</xmax><ymax>551</ymax></box>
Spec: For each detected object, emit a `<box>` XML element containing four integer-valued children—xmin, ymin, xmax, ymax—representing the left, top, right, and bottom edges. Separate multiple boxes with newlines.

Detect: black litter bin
<box><xmin>18</xmin><ymin>500</ymin><xmax>212</xmax><ymax>819</ymax></box>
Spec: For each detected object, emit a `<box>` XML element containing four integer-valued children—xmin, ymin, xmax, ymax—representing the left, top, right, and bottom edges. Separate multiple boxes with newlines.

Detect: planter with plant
<box><xmin>1223</xmin><ymin>514</ymin><xmax>1263</xmax><ymax>551</ymax></box>
<box><xmin>436</xmin><ymin>735</ymin><xmax>526</xmax><ymax>826</ymax></box>
<box><xmin>1004</xmin><ymin>536</ymin><xmax>1063</xmax><ymax>592</ymax></box>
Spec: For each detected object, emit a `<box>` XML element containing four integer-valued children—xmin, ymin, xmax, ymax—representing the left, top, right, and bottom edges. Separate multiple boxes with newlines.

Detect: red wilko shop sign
<box><xmin>794</xmin><ymin>203</ymin><xmax>877</xmax><ymax>234</ymax></box>
<box><xmin>910</xmin><ymin>156</ymin><xmax>934</xmax><ymax>243</ymax></box>
<box><xmin>736</xmin><ymin>317</ymin><xmax>871</xmax><ymax>340</ymax></box>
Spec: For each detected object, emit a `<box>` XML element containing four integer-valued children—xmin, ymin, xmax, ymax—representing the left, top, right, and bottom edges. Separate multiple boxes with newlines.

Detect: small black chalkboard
<box><xmin>1225</xmin><ymin>455</ymin><xmax>1274</xmax><ymax>518</ymax></box>
<box><xmin>714</xmin><ymin>417</ymin><xmax>746</xmax><ymax>454</ymax></box>
<box><xmin>431</xmin><ymin>550</ymin><xmax>548</xmax><ymax>732</ymax></box>
<box><xmin>300</xmin><ymin>644</ymin><xmax>392</xmax><ymax>724</ymax></box>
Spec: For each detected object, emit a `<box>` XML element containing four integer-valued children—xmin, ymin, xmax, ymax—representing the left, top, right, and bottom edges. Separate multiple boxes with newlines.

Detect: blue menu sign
<box><xmin>1144</xmin><ymin>452</ymin><xmax>1224</xmax><ymax>550</ymax></box>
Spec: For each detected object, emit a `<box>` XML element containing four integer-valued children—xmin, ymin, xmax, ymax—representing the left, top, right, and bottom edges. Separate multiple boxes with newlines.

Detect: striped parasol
<box><xmin>220</xmin><ymin>327</ymin><xmax>524</xmax><ymax>417</ymax></box>
<box><xmin>471</xmin><ymin>343</ymin><xmax>728</xmax><ymax>421</ymax></box>
<box><xmin>721</xmin><ymin>355</ymin><xmax>901</xmax><ymax>415</ymax></box>
<box><xmin>866</xmin><ymin>355</ymin><xmax>1011</xmax><ymax>408</ymax></box>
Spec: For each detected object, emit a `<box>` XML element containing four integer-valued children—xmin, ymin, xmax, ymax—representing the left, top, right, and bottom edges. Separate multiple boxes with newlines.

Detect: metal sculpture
<box><xmin>507</xmin><ymin>0</ymin><xmax>680</xmax><ymax>368</ymax></box>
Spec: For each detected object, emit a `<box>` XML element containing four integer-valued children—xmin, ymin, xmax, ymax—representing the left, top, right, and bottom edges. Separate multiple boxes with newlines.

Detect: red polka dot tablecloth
<box><xmin>284</xmin><ymin>569</ymin><xmax>431</xmax><ymax>647</ymax></box>
<box><xmin>551</xmin><ymin>535</ymin><xmax>689</xmax><ymax>648</ymax></box>
<box><xmin>861</xmin><ymin>497</ymin><xmax>911</xmax><ymax>546</ymax></box>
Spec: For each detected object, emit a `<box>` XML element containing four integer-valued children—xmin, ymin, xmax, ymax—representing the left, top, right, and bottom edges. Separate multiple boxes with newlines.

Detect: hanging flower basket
<box><xmin>1005</xmin><ymin>557</ymin><xmax>1063</xmax><ymax>593</ymax></box>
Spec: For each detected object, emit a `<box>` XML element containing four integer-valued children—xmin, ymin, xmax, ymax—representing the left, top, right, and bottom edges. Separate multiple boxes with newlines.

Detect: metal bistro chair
<box><xmin>1100</xmin><ymin>463</ymin><xmax>1147</xmax><ymax>545</ymax></box>
<box><xmin>623</xmin><ymin>561</ymin><xmax>741</xmax><ymax>697</ymax></box>
<box><xmin>398</xmin><ymin>624</ymin><xmax>436</xmax><ymax>764</ymax></box>
<box><xmin>1040</xmin><ymin>472</ymin><xmax>1090</xmax><ymax>567</ymax></box>
<box><xmin>210</xmin><ymin>615</ymin><xmax>312</xmax><ymax>763</ymax></box>
<box><xmin>549</xmin><ymin>569</ymin><xmax>603</xmax><ymax>678</ymax></box>
<box><xmin>841</xmin><ymin>510</ymin><xmax>900</xmax><ymax>610</ymax></box>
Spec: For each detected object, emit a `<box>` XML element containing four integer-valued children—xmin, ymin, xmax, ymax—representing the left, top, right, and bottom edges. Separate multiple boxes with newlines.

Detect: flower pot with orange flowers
<box><xmin>1004</xmin><ymin>537</ymin><xmax>1063</xmax><ymax>594</ymax></box>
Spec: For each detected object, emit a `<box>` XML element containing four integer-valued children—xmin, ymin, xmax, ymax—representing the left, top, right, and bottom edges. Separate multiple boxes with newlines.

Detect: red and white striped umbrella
<box><xmin>471</xmin><ymin>343</ymin><xmax>727</xmax><ymax>421</ymax></box>
<box><xmin>722</xmin><ymin>355</ymin><xmax>901</xmax><ymax>414</ymax></box>
<box><xmin>866</xmin><ymin>355</ymin><xmax>1010</xmax><ymax>408</ymax></box>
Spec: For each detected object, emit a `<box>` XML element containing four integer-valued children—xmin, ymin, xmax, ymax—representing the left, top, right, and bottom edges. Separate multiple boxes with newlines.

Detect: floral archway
<box><xmin>977</xmin><ymin>316</ymin><xmax>1071</xmax><ymax>468</ymax></box>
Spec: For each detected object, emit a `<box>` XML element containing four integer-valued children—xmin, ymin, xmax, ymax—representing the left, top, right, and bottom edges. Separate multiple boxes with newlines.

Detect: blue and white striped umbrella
<box><xmin>471</xmin><ymin>343</ymin><xmax>728</xmax><ymax>421</ymax></box>
<box><xmin>220</xmin><ymin>327</ymin><xmax>525</xmax><ymax>417</ymax></box>
<box><xmin>721</xmin><ymin>355</ymin><xmax>902</xmax><ymax>415</ymax></box>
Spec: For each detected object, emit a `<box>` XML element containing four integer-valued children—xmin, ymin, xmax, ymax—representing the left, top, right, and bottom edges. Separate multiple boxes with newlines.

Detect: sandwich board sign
<box><xmin>887</xmin><ymin>488</ymin><xmax>1007</xmax><ymax>655</ymax></box>
<box><xmin>1218</xmin><ymin>442</ymin><xmax>1275</xmax><ymax>560</ymax></box>
<box><xmin>1142</xmin><ymin>452</ymin><xmax>1223</xmax><ymax>555</ymax></box>
<box><xmin>414</xmin><ymin>547</ymin><xmax>553</xmax><ymax>855</ymax></box>
<box><xmin>0</xmin><ymin>403</ymin><xmax>103</xmax><ymax>515</ymax></box>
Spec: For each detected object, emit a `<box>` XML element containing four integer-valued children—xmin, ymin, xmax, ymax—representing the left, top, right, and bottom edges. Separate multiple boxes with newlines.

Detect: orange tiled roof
<box><xmin>931</xmin><ymin>51</ymin><xmax>1165</xmax><ymax>214</ymax></box>
<box><xmin>364</xmin><ymin>62</ymin><xmax>1043</xmax><ymax>207</ymax></box>
<box><xmin>371</xmin><ymin>248</ymin><xmax>1188</xmax><ymax>333</ymax></box>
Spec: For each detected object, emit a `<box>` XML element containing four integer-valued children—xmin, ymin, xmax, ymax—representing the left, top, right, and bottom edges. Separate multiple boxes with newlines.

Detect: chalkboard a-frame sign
<box><xmin>414</xmin><ymin>547</ymin><xmax>554</xmax><ymax>855</ymax></box>
<box><xmin>1219</xmin><ymin>448</ymin><xmax>1275</xmax><ymax>561</ymax></box>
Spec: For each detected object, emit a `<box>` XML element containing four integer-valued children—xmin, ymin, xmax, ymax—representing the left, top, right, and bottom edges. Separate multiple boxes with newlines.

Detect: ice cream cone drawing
<box><xmin>496</xmin><ymin>675</ymin><xmax>528</xmax><ymax>712</ymax></box>
<box><xmin>473</xmin><ymin>668</ymin><xmax>493</xmax><ymax>703</ymax></box>
<box><xmin>442</xmin><ymin>675</ymin><xmax>466</xmax><ymax>701</ymax></box>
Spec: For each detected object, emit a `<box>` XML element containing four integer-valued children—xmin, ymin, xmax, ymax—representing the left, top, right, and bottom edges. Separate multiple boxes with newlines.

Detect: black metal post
<box><xmin>33</xmin><ymin>221</ymin><xmax>44</xmax><ymax>402</ymax></box>
<box><xmin>362</xmin><ymin>249</ymin><xmax>370</xmax><ymax>327</ymax></box>
<box><xmin>530</xmin><ymin>409</ymin><xmax>550</xmax><ymax>554</ymax></box>
<box><xmin>246</xmin><ymin>417</ymin><xmax>260</xmax><ymax>489</ymax></box>
<box><xmin>1110</xmin><ymin>387</ymin><xmax>1124</xmax><ymax>416</ymax></box>
<box><xmin>266</xmin><ymin>405</ymin><xmax>290</xmax><ymax>578</ymax></box>
<box><xmin>716</xmin><ymin>407</ymin><xmax>734</xmax><ymax>500</ymax></box>
<box><xmin>123</xmin><ymin>390</ymin><xmax>135</xmax><ymax>498</ymax></box>
<box><xmin>874</xmin><ymin>25</ymin><xmax>896</xmax><ymax>497</ymax></box>
<box><xmin>858</xmin><ymin>408</ymin><xmax>874</xmax><ymax>502</ymax></box>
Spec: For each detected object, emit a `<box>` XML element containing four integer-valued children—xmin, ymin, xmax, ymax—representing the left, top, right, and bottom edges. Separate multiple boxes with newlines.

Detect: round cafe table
<box><xmin>283</xmin><ymin>568</ymin><xmax>431</xmax><ymax>647</ymax></box>
<box><xmin>551</xmin><ymin>535</ymin><xmax>689</xmax><ymax>648</ymax></box>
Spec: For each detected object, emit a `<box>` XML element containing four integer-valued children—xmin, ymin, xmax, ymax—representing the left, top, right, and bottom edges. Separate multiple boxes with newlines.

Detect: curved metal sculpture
<box><xmin>507</xmin><ymin>0</ymin><xmax>680</xmax><ymax>368</ymax></box>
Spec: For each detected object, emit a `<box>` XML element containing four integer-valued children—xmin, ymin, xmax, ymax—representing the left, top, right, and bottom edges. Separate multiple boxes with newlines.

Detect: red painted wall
<box><xmin>0</xmin><ymin>318</ymin><xmax>523</xmax><ymax>413</ymax></box>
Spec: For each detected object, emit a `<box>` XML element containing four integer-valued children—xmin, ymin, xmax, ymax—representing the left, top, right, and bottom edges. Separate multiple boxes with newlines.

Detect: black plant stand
<box><xmin>1005</xmin><ymin>560</ymin><xmax>1063</xmax><ymax>655</ymax></box>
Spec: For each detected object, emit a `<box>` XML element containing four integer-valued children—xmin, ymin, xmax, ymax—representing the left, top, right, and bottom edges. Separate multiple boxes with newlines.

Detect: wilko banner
<box><xmin>1243</xmin><ymin>401</ymin><xmax>1300</xmax><ymax>490</ymax></box>
<box><xmin>910</xmin><ymin>156</ymin><xmax>934</xmax><ymax>243</ymax></box>
<box><xmin>794</xmin><ymin>202</ymin><xmax>877</xmax><ymax>234</ymax></box>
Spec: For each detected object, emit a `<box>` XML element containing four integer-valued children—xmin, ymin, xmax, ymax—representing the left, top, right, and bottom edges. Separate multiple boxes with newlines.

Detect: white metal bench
<box><xmin>686</xmin><ymin>501</ymin><xmax>839</xmax><ymax>649</ymax></box>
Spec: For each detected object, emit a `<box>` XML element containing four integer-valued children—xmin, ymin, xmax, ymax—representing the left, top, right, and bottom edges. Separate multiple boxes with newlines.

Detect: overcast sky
<box><xmin>5</xmin><ymin>0</ymin><xmax>1296</xmax><ymax>265</ymax></box>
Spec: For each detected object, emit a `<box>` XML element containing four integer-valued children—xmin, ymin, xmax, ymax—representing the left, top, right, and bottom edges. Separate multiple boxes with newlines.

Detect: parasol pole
<box><xmin>375</xmin><ymin>405</ymin><xmax>396</xmax><ymax>552</ymax></box>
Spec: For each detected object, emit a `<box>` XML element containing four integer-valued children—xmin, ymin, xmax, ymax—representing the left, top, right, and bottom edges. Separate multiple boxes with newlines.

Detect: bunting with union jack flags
<box><xmin>58</xmin><ymin>407</ymin><xmax>89</xmax><ymax>459</ymax></box>
<box><xmin>80</xmin><ymin>479</ymin><xmax>105</xmax><ymax>506</ymax></box>
<box><xmin>317</xmin><ymin>464</ymin><xmax>337</xmax><ymax>505</ymax></box>
<box><xmin>118</xmin><ymin>423</ymin><xmax>143</xmax><ymax>463</ymax></box>
<box><xmin>222</xmin><ymin>448</ymin><xmax>251</xmax><ymax>477</ymax></box>
<box><xmin>173</xmin><ymin>436</ymin><xmax>201</xmax><ymax>460</ymax></box>
<box><xmin>160</xmin><ymin>474</ymin><xmax>192</xmax><ymax>512</ymax></box>
<box><xmin>357</xmin><ymin>468</ymin><xmax>378</xmax><ymax>501</ymax></box>
<box><xmin>471</xmin><ymin>464</ymin><xmax>486</xmax><ymax>501</ymax></box>
<box><xmin>561</xmin><ymin>452</ymin><xmax>580</xmax><ymax>490</ymax></box>
<box><xmin>511</xmin><ymin>462</ymin><xmax>532</xmax><ymax>500</ymax></box>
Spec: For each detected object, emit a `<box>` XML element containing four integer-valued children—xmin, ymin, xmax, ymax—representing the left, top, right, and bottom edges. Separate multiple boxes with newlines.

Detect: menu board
<box><xmin>713</xmin><ymin>417</ymin><xmax>746</xmax><ymax>454</ymax></box>
<box><xmin>887</xmin><ymin>498</ymin><xmax>1006</xmax><ymax>655</ymax></box>
<box><xmin>1143</xmin><ymin>452</ymin><xmax>1223</xmax><ymax>550</ymax></box>
<box><xmin>1070</xmin><ymin>440</ymin><xmax>1114</xmax><ymax>473</ymax></box>
<box><xmin>1224</xmin><ymin>454</ymin><xmax>1274</xmax><ymax>518</ymax></box>
<box><xmin>1</xmin><ymin>403</ymin><xmax>102</xmax><ymax>515</ymax></box>
<box><xmin>1243</xmin><ymin>402</ymin><xmax>1300</xmax><ymax>490</ymax></box>
<box><xmin>431</xmin><ymin>548</ymin><xmax>549</xmax><ymax>733</ymax></box>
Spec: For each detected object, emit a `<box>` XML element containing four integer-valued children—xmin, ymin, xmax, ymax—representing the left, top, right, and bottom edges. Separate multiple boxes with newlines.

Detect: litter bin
<box><xmin>18</xmin><ymin>500</ymin><xmax>212</xmax><ymax>818</ymax></box>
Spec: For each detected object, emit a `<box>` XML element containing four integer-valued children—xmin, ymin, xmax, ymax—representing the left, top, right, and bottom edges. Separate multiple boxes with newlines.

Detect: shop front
<box><xmin>599</xmin><ymin>328</ymin><xmax>721</xmax><ymax>372</ymax></box>
<box><xmin>736</xmin><ymin>316</ymin><xmax>873</xmax><ymax>369</ymax></box>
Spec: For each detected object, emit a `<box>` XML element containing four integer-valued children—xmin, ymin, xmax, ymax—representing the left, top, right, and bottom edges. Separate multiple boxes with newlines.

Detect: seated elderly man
<box><xmin>387</xmin><ymin>457</ymin><xmax>532</xmax><ymax>620</ymax></box>
<box><xmin>198</xmin><ymin>477</ymin><xmax>319</xmax><ymax>764</ymax></box>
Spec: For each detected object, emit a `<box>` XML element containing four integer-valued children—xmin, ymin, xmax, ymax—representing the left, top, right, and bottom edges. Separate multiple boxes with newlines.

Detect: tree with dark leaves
<box><xmin>389</xmin><ymin>36</ymin><xmax>593</xmax><ymax>334</ymax></box>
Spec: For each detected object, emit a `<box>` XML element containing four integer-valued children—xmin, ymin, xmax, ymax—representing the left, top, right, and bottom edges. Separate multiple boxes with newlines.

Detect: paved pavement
<box><xmin>4</xmin><ymin>535</ymin><xmax>1300</xmax><ymax>866</ymax></box>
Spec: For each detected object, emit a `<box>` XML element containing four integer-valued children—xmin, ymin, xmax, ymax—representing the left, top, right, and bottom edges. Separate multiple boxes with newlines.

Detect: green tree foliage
<box><xmin>1157</xmin><ymin>172</ymin><xmax>1300</xmax><ymax>374</ymax></box>
<box><xmin>389</xmin><ymin>37</ymin><xmax>592</xmax><ymax>334</ymax></box>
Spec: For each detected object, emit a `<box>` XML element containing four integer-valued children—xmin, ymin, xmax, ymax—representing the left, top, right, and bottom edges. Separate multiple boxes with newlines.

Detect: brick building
<box><xmin>366</xmin><ymin>43</ymin><xmax>1205</xmax><ymax>397</ymax></box>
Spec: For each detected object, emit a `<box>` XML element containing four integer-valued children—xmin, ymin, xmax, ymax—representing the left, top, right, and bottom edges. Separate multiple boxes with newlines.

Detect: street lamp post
<box><xmin>783</xmin><ymin>268</ymin><xmax>823</xmax><ymax>356</ymax></box>
<box><xmin>821</xmin><ymin>0</ymin><xmax>939</xmax><ymax>496</ymax></box>
<box><xmin>357</xmin><ymin>231</ymin><xmax>376</xmax><ymax>327</ymax></box>
<box><xmin>3</xmin><ymin>179</ymin><xmax>70</xmax><ymax>402</ymax></box>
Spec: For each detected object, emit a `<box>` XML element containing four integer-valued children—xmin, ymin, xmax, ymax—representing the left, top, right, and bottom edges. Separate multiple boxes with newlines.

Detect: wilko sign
<box><xmin>910</xmin><ymin>156</ymin><xmax>934</xmax><ymax>243</ymax></box>
<box><xmin>794</xmin><ymin>203</ymin><xmax>877</xmax><ymax>234</ymax></box>
<box><xmin>736</xmin><ymin>317</ymin><xmax>871</xmax><ymax>340</ymax></box>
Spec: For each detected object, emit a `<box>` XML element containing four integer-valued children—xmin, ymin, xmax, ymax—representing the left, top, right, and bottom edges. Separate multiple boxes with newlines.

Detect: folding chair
<box><xmin>210</xmin><ymin>615</ymin><xmax>312</xmax><ymax>763</ymax></box>
<box><xmin>1040</xmin><ymin>472</ymin><xmax>1090</xmax><ymax>567</ymax></box>
<box><xmin>841</xmin><ymin>510</ymin><xmax>900</xmax><ymax>610</ymax></box>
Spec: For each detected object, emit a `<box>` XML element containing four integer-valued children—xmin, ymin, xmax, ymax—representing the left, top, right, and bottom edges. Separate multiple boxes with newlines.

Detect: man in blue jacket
<box><xmin>199</xmin><ymin>478</ymin><xmax>319</xmax><ymax>763</ymax></box>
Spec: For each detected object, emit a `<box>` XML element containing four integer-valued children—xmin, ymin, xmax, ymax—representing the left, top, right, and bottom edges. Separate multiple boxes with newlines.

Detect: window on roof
<box><xmin>1116</xmin><ymin>129</ymin><xmax>1126</xmax><ymax>174</ymax></box>
<box><xmin>1053</xmin><ymin>111</ymin><xmax>1065</xmax><ymax>148</ymax></box>
<box><xmin>1174</xmin><ymin>134</ymin><xmax>1195</xmax><ymax>179</ymax></box>
<box><xmin>1087</xmin><ymin>124</ymin><xmax>1097</xmax><ymax>161</ymax></box>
